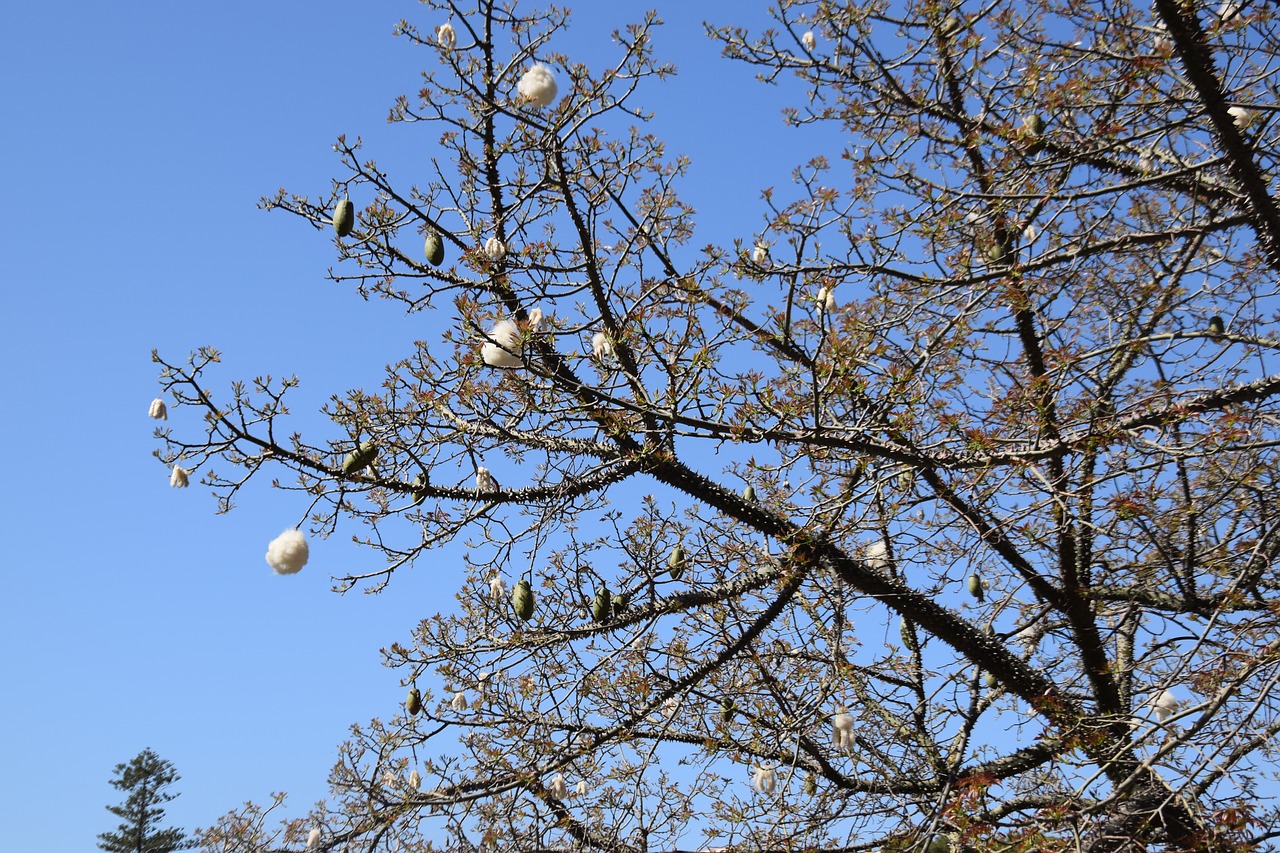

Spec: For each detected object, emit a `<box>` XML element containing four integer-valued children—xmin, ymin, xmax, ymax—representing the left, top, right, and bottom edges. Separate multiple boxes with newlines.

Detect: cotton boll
<box><xmin>149</xmin><ymin>398</ymin><xmax>168</xmax><ymax>420</ymax></box>
<box><xmin>1153</xmin><ymin>689</ymin><xmax>1179</xmax><ymax>723</ymax></box>
<box><xmin>436</xmin><ymin>22</ymin><xmax>456</xmax><ymax>49</ymax></box>
<box><xmin>832</xmin><ymin>708</ymin><xmax>855</xmax><ymax>750</ymax></box>
<box><xmin>575</xmin><ymin>779</ymin><xmax>588</xmax><ymax>797</ymax></box>
<box><xmin>476</xmin><ymin>466</ymin><xmax>498</xmax><ymax>493</ymax></box>
<box><xmin>408</xmin><ymin>769</ymin><xmax>422</xmax><ymax>790</ymax></box>
<box><xmin>817</xmin><ymin>287</ymin><xmax>836</xmax><ymax>312</ymax></box>
<box><xmin>481</xmin><ymin>319</ymin><xmax>523</xmax><ymax>368</ymax></box>
<box><xmin>802</xmin><ymin>31</ymin><xmax>816</xmax><ymax>51</ymax></box>
<box><xmin>591</xmin><ymin>331</ymin><xmax>613</xmax><ymax>360</ymax></box>
<box><xmin>1228</xmin><ymin>106</ymin><xmax>1254</xmax><ymax>129</ymax></box>
<box><xmin>752</xmin><ymin>766</ymin><xmax>777</xmax><ymax>793</ymax></box>
<box><xmin>265</xmin><ymin>528</ymin><xmax>309</xmax><ymax>575</ymax></box>
<box><xmin>484</xmin><ymin>236</ymin><xmax>507</xmax><ymax>261</ymax></box>
<box><xmin>169</xmin><ymin>465</ymin><xmax>190</xmax><ymax>488</ymax></box>
<box><xmin>451</xmin><ymin>691</ymin><xmax>468</xmax><ymax>712</ymax></box>
<box><xmin>518</xmin><ymin>63</ymin><xmax>559</xmax><ymax>108</ymax></box>
<box><xmin>489</xmin><ymin>574</ymin><xmax>506</xmax><ymax>601</ymax></box>
<box><xmin>306</xmin><ymin>828</ymin><xmax>321</xmax><ymax>850</ymax></box>
<box><xmin>864</xmin><ymin>539</ymin><xmax>889</xmax><ymax>571</ymax></box>
<box><xmin>527</xmin><ymin>307</ymin><xmax>544</xmax><ymax>332</ymax></box>
<box><xmin>548</xmin><ymin>774</ymin><xmax>568</xmax><ymax>799</ymax></box>
<box><xmin>751</xmin><ymin>243</ymin><xmax>769</xmax><ymax>266</ymax></box>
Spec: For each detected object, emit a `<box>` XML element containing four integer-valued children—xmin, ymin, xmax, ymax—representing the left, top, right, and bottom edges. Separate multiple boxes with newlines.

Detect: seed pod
<box><xmin>423</xmin><ymin>231</ymin><xmax>445</xmax><ymax>266</ymax></box>
<box><xmin>804</xmin><ymin>773</ymin><xmax>817</xmax><ymax>796</ymax></box>
<box><xmin>591</xmin><ymin>585</ymin><xmax>611</xmax><ymax>623</ymax></box>
<box><xmin>611</xmin><ymin>591</ymin><xmax>630</xmax><ymax>615</ymax></box>
<box><xmin>1025</xmin><ymin>114</ymin><xmax>1046</xmax><ymax>136</ymax></box>
<box><xmin>743</xmin><ymin>484</ymin><xmax>757</xmax><ymax>502</ymax></box>
<box><xmin>984</xmin><ymin>671</ymin><xmax>998</xmax><ymax>688</ymax></box>
<box><xmin>333</xmin><ymin>197</ymin><xmax>355</xmax><ymax>237</ymax></box>
<box><xmin>967</xmin><ymin>573</ymin><xmax>984</xmax><ymax>603</ymax></box>
<box><xmin>720</xmin><ymin>698</ymin><xmax>735</xmax><ymax>722</ymax></box>
<box><xmin>411</xmin><ymin>471</ymin><xmax>428</xmax><ymax>506</ymax></box>
<box><xmin>512</xmin><ymin>579</ymin><xmax>535</xmax><ymax>621</ymax></box>
<box><xmin>406</xmin><ymin>688</ymin><xmax>422</xmax><ymax>716</ymax></box>
<box><xmin>1209</xmin><ymin>315</ymin><xmax>1226</xmax><ymax>339</ymax></box>
<box><xmin>342</xmin><ymin>440</ymin><xmax>378</xmax><ymax>476</ymax></box>
<box><xmin>667</xmin><ymin>543</ymin><xmax>688</xmax><ymax>580</ymax></box>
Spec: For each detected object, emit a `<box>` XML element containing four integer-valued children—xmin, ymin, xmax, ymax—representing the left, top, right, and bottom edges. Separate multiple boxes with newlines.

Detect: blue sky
<box><xmin>0</xmin><ymin>2</ymin><xmax>818</xmax><ymax>849</ymax></box>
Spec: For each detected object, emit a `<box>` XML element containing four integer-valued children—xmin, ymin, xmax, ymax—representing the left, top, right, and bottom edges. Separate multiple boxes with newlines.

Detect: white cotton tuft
<box><xmin>832</xmin><ymin>708</ymin><xmax>855</xmax><ymax>750</ymax></box>
<box><xmin>1153</xmin><ymin>689</ymin><xmax>1179</xmax><ymax>723</ymax></box>
<box><xmin>751</xmin><ymin>243</ymin><xmax>769</xmax><ymax>266</ymax></box>
<box><xmin>489</xmin><ymin>573</ymin><xmax>506</xmax><ymax>601</ymax></box>
<box><xmin>484</xmin><ymin>236</ymin><xmax>507</xmax><ymax>261</ymax></box>
<box><xmin>518</xmin><ymin>63</ymin><xmax>559</xmax><ymax>107</ymax></box>
<box><xmin>451</xmin><ymin>691</ymin><xmax>468</xmax><ymax>712</ymax></box>
<box><xmin>149</xmin><ymin>398</ymin><xmax>168</xmax><ymax>420</ymax></box>
<box><xmin>265</xmin><ymin>528</ymin><xmax>309</xmax><ymax>575</ymax></box>
<box><xmin>306</xmin><ymin>828</ymin><xmax>321</xmax><ymax>850</ymax></box>
<box><xmin>864</xmin><ymin>539</ymin><xmax>889</xmax><ymax>571</ymax></box>
<box><xmin>752</xmin><ymin>765</ymin><xmax>777</xmax><ymax>793</ymax></box>
<box><xmin>527</xmin><ymin>307</ymin><xmax>544</xmax><ymax>332</ymax></box>
<box><xmin>408</xmin><ymin>769</ymin><xmax>422</xmax><ymax>790</ymax></box>
<box><xmin>1228</xmin><ymin>106</ymin><xmax>1254</xmax><ymax>129</ymax></box>
<box><xmin>170</xmin><ymin>465</ymin><xmax>190</xmax><ymax>488</ymax></box>
<box><xmin>802</xmin><ymin>30</ymin><xmax>816</xmax><ymax>51</ymax></box>
<box><xmin>476</xmin><ymin>466</ymin><xmax>498</xmax><ymax>493</ymax></box>
<box><xmin>549</xmin><ymin>774</ymin><xmax>568</xmax><ymax>799</ymax></box>
<box><xmin>481</xmin><ymin>319</ymin><xmax>523</xmax><ymax>368</ymax></box>
<box><xmin>591</xmin><ymin>331</ymin><xmax>613</xmax><ymax>360</ymax></box>
<box><xmin>437</xmin><ymin>22</ymin><xmax>457</xmax><ymax>49</ymax></box>
<box><xmin>575</xmin><ymin>779</ymin><xmax>588</xmax><ymax>797</ymax></box>
<box><xmin>817</xmin><ymin>287</ymin><xmax>836</xmax><ymax>312</ymax></box>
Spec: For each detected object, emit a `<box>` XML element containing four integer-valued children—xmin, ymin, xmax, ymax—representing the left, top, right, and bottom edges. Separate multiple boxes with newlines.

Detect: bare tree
<box><xmin>160</xmin><ymin>1</ymin><xmax>1280</xmax><ymax>851</ymax></box>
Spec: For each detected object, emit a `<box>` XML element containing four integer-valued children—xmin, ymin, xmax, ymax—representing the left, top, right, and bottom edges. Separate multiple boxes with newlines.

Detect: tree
<box><xmin>159</xmin><ymin>0</ymin><xmax>1280</xmax><ymax>851</ymax></box>
<box><xmin>99</xmin><ymin>748</ymin><xmax>190</xmax><ymax>853</ymax></box>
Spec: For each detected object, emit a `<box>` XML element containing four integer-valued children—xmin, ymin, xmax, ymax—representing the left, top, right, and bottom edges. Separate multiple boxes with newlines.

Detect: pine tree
<box><xmin>97</xmin><ymin>749</ymin><xmax>190</xmax><ymax>853</ymax></box>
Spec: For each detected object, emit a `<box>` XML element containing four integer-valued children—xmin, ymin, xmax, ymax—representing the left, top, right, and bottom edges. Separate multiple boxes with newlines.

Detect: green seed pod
<box><xmin>967</xmin><ymin>573</ymin><xmax>984</xmax><ymax>603</ymax></box>
<box><xmin>410</xmin><ymin>471</ymin><xmax>428</xmax><ymax>506</ymax></box>
<box><xmin>591</xmin><ymin>585</ymin><xmax>611</xmax><ymax>623</ymax></box>
<box><xmin>804</xmin><ymin>773</ymin><xmax>817</xmax><ymax>796</ymax></box>
<box><xmin>611</xmin><ymin>591</ymin><xmax>630</xmax><ymax>615</ymax></box>
<box><xmin>342</xmin><ymin>440</ymin><xmax>378</xmax><ymax>476</ymax></box>
<box><xmin>743</xmin><ymin>484</ymin><xmax>757</xmax><ymax>502</ymax></box>
<box><xmin>984</xmin><ymin>671</ymin><xmax>998</xmax><ymax>689</ymax></box>
<box><xmin>423</xmin><ymin>231</ymin><xmax>445</xmax><ymax>266</ymax></box>
<box><xmin>406</xmin><ymin>687</ymin><xmax>422</xmax><ymax>716</ymax></box>
<box><xmin>667</xmin><ymin>543</ymin><xmax>687</xmax><ymax>580</ymax></box>
<box><xmin>1025</xmin><ymin>114</ymin><xmax>1046</xmax><ymax>136</ymax></box>
<box><xmin>719</xmin><ymin>698</ymin><xmax>735</xmax><ymax>723</ymax></box>
<box><xmin>1209</xmin><ymin>315</ymin><xmax>1226</xmax><ymax>339</ymax></box>
<box><xmin>925</xmin><ymin>835</ymin><xmax>951</xmax><ymax>853</ymax></box>
<box><xmin>512</xmin><ymin>579</ymin><xmax>535</xmax><ymax>621</ymax></box>
<box><xmin>333</xmin><ymin>197</ymin><xmax>355</xmax><ymax>237</ymax></box>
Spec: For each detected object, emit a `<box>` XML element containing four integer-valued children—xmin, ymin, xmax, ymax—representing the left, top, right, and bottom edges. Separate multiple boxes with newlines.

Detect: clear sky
<box><xmin>0</xmin><ymin>2</ymin><xmax>821</xmax><ymax>849</ymax></box>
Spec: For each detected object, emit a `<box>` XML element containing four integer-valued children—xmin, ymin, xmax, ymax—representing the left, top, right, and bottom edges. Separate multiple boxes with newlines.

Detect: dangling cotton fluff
<box><xmin>865</xmin><ymin>539</ymin><xmax>889</xmax><ymax>571</ymax></box>
<box><xmin>484</xmin><ymin>236</ymin><xmax>507</xmax><ymax>261</ymax></box>
<box><xmin>476</xmin><ymin>466</ymin><xmax>498</xmax><ymax>493</ymax></box>
<box><xmin>1228</xmin><ymin>106</ymin><xmax>1254</xmax><ymax>129</ymax></box>
<box><xmin>548</xmin><ymin>774</ymin><xmax>568</xmax><ymax>799</ymax></box>
<box><xmin>751</xmin><ymin>243</ymin><xmax>769</xmax><ymax>266</ymax></box>
<box><xmin>575</xmin><ymin>779</ymin><xmax>588</xmax><ymax>797</ymax></box>
<box><xmin>169</xmin><ymin>465</ymin><xmax>190</xmax><ymax>488</ymax></box>
<box><xmin>752</xmin><ymin>766</ymin><xmax>777</xmax><ymax>794</ymax></box>
<box><xmin>817</xmin><ymin>287</ymin><xmax>836</xmax><ymax>312</ymax></box>
<box><xmin>480</xmin><ymin>319</ymin><xmax>523</xmax><ymax>369</ymax></box>
<box><xmin>477</xmin><ymin>671</ymin><xmax>491</xmax><ymax>698</ymax></box>
<box><xmin>1153</xmin><ymin>689</ymin><xmax>1179</xmax><ymax>723</ymax></box>
<box><xmin>451</xmin><ymin>691</ymin><xmax>468</xmax><ymax>712</ymax></box>
<box><xmin>832</xmin><ymin>708</ymin><xmax>855</xmax><ymax>750</ymax></box>
<box><xmin>306</xmin><ymin>828</ymin><xmax>321</xmax><ymax>850</ymax></box>
<box><xmin>437</xmin><ymin>22</ymin><xmax>457</xmax><ymax>49</ymax></box>
<box><xmin>382</xmin><ymin>771</ymin><xmax>397</xmax><ymax>788</ymax></box>
<box><xmin>1218</xmin><ymin>0</ymin><xmax>1240</xmax><ymax>22</ymax></box>
<box><xmin>517</xmin><ymin>63</ymin><xmax>558</xmax><ymax>107</ymax></box>
<box><xmin>489</xmin><ymin>574</ymin><xmax>506</xmax><ymax>601</ymax></box>
<box><xmin>591</xmin><ymin>331</ymin><xmax>613</xmax><ymax>360</ymax></box>
<box><xmin>149</xmin><ymin>398</ymin><xmax>168</xmax><ymax>420</ymax></box>
<box><xmin>408</xmin><ymin>769</ymin><xmax>422</xmax><ymax>790</ymax></box>
<box><xmin>265</xmin><ymin>528</ymin><xmax>309</xmax><ymax>575</ymax></box>
<box><xmin>802</xmin><ymin>31</ymin><xmax>817</xmax><ymax>51</ymax></box>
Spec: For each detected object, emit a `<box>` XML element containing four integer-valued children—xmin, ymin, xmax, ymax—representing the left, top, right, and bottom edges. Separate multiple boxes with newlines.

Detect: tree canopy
<box><xmin>160</xmin><ymin>1</ymin><xmax>1280</xmax><ymax>851</ymax></box>
<box><xmin>99</xmin><ymin>748</ymin><xmax>190</xmax><ymax>853</ymax></box>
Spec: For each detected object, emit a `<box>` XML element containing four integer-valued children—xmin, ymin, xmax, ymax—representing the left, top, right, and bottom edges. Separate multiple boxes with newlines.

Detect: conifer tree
<box><xmin>98</xmin><ymin>749</ymin><xmax>190</xmax><ymax>853</ymax></box>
